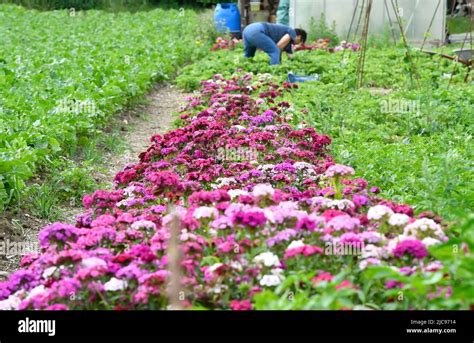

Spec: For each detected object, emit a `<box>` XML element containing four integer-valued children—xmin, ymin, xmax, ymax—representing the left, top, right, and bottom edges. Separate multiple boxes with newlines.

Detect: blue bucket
<box><xmin>214</xmin><ymin>3</ymin><xmax>241</xmax><ymax>33</ymax></box>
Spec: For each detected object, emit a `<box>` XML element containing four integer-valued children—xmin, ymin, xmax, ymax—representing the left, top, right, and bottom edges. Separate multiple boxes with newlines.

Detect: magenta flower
<box><xmin>284</xmin><ymin>245</ymin><xmax>323</xmax><ymax>259</ymax></box>
<box><xmin>230</xmin><ymin>299</ymin><xmax>252</xmax><ymax>310</ymax></box>
<box><xmin>233</xmin><ymin>211</ymin><xmax>267</xmax><ymax>228</ymax></box>
<box><xmin>393</xmin><ymin>239</ymin><xmax>428</xmax><ymax>259</ymax></box>
<box><xmin>39</xmin><ymin>223</ymin><xmax>78</xmax><ymax>249</ymax></box>
<box><xmin>385</xmin><ymin>280</ymin><xmax>404</xmax><ymax>289</ymax></box>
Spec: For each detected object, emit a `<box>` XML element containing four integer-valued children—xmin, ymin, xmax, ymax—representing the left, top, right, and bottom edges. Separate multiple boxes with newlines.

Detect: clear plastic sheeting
<box><xmin>289</xmin><ymin>0</ymin><xmax>447</xmax><ymax>45</ymax></box>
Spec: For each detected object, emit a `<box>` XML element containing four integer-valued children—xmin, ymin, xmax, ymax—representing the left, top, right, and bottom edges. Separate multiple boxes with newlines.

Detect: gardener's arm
<box><xmin>276</xmin><ymin>34</ymin><xmax>292</xmax><ymax>51</ymax></box>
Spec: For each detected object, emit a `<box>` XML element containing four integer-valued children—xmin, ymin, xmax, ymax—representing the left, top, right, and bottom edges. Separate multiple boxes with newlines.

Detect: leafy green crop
<box><xmin>0</xmin><ymin>5</ymin><xmax>214</xmax><ymax>211</ymax></box>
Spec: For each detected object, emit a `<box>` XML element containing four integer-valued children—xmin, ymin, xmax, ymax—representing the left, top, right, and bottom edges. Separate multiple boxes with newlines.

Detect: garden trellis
<box><xmin>289</xmin><ymin>0</ymin><xmax>447</xmax><ymax>44</ymax></box>
<box><xmin>290</xmin><ymin>0</ymin><xmax>472</xmax><ymax>88</ymax></box>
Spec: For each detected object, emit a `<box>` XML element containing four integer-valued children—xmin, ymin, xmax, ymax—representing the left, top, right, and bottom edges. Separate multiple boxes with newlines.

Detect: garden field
<box><xmin>177</xmin><ymin>44</ymin><xmax>474</xmax><ymax>221</ymax></box>
<box><xmin>0</xmin><ymin>4</ymin><xmax>473</xmax><ymax>312</ymax></box>
<box><xmin>0</xmin><ymin>4</ymin><xmax>214</xmax><ymax>212</ymax></box>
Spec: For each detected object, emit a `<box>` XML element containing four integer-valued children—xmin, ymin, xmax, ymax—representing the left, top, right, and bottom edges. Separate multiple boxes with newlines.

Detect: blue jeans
<box><xmin>243</xmin><ymin>23</ymin><xmax>281</xmax><ymax>65</ymax></box>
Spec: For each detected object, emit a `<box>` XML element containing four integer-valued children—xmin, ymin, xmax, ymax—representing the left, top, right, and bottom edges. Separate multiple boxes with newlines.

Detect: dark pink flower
<box><xmin>393</xmin><ymin>239</ymin><xmax>428</xmax><ymax>259</ymax></box>
<box><xmin>230</xmin><ymin>300</ymin><xmax>252</xmax><ymax>311</ymax></box>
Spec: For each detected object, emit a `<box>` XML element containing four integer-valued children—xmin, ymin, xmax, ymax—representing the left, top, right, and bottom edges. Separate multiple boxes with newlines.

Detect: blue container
<box><xmin>214</xmin><ymin>3</ymin><xmax>241</xmax><ymax>33</ymax></box>
<box><xmin>287</xmin><ymin>72</ymin><xmax>320</xmax><ymax>83</ymax></box>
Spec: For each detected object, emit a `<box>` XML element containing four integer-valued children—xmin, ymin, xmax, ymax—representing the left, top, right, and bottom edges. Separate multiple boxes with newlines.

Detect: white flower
<box><xmin>403</xmin><ymin>218</ymin><xmax>444</xmax><ymax>239</ymax></box>
<box><xmin>131</xmin><ymin>220</ymin><xmax>156</xmax><ymax>231</ymax></box>
<box><xmin>209</xmin><ymin>263</ymin><xmax>224</xmax><ymax>273</ymax></box>
<box><xmin>358</xmin><ymin>260</ymin><xmax>369</xmax><ymax>270</ymax></box>
<box><xmin>0</xmin><ymin>292</ymin><xmax>22</xmax><ymax>310</ymax></box>
<box><xmin>422</xmin><ymin>237</ymin><xmax>441</xmax><ymax>247</ymax></box>
<box><xmin>229</xmin><ymin>261</ymin><xmax>242</xmax><ymax>271</ymax></box>
<box><xmin>213</xmin><ymin>177</ymin><xmax>236</xmax><ymax>189</ymax></box>
<box><xmin>325</xmin><ymin>199</ymin><xmax>354</xmax><ymax>210</ymax></box>
<box><xmin>360</xmin><ymin>231</ymin><xmax>383</xmax><ymax>244</ymax></box>
<box><xmin>260</xmin><ymin>274</ymin><xmax>282</xmax><ymax>287</ymax></box>
<box><xmin>361</xmin><ymin>244</ymin><xmax>383</xmax><ymax>259</ymax></box>
<box><xmin>263</xmin><ymin>208</ymin><xmax>276</xmax><ymax>223</ymax></box>
<box><xmin>123</xmin><ymin>185</ymin><xmax>136</xmax><ymax>196</ymax></box>
<box><xmin>359</xmin><ymin>258</ymin><xmax>381</xmax><ymax>270</ymax></box>
<box><xmin>253</xmin><ymin>252</ymin><xmax>280</xmax><ymax>268</ymax></box>
<box><xmin>367</xmin><ymin>205</ymin><xmax>394</xmax><ymax>220</ymax></box>
<box><xmin>116</xmin><ymin>199</ymin><xmax>131</xmax><ymax>208</ymax></box>
<box><xmin>232</xmin><ymin>125</ymin><xmax>247</xmax><ymax>131</ymax></box>
<box><xmin>25</xmin><ymin>285</ymin><xmax>46</xmax><ymax>300</ymax></box>
<box><xmin>193</xmin><ymin>206</ymin><xmax>218</xmax><ymax>219</ymax></box>
<box><xmin>227</xmin><ymin>189</ymin><xmax>249</xmax><ymax>199</ymax></box>
<box><xmin>293</xmin><ymin>162</ymin><xmax>315</xmax><ymax>170</ymax></box>
<box><xmin>388</xmin><ymin>213</ymin><xmax>410</xmax><ymax>227</ymax></box>
<box><xmin>425</xmin><ymin>261</ymin><xmax>443</xmax><ymax>272</ymax></box>
<box><xmin>287</xmin><ymin>240</ymin><xmax>305</xmax><ymax>250</ymax></box>
<box><xmin>257</xmin><ymin>164</ymin><xmax>275</xmax><ymax>173</ymax></box>
<box><xmin>104</xmin><ymin>278</ymin><xmax>128</xmax><ymax>292</ymax></box>
<box><xmin>271</xmin><ymin>268</ymin><xmax>284</xmax><ymax>277</ymax></box>
<box><xmin>252</xmin><ymin>184</ymin><xmax>275</xmax><ymax>198</ymax></box>
<box><xmin>42</xmin><ymin>266</ymin><xmax>57</xmax><ymax>279</ymax></box>
<box><xmin>311</xmin><ymin>196</ymin><xmax>331</xmax><ymax>207</ymax></box>
<box><xmin>210</xmin><ymin>285</ymin><xmax>228</xmax><ymax>294</ymax></box>
<box><xmin>180</xmin><ymin>229</ymin><xmax>191</xmax><ymax>241</ymax></box>
<box><xmin>81</xmin><ymin>257</ymin><xmax>107</xmax><ymax>269</ymax></box>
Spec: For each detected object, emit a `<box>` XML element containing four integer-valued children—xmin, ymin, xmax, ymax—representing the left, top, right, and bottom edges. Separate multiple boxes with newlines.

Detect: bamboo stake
<box><xmin>166</xmin><ymin>206</ymin><xmax>184</xmax><ymax>310</ymax></box>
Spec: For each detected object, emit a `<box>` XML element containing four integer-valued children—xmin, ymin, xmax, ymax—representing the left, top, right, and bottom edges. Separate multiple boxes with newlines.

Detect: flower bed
<box><xmin>294</xmin><ymin>39</ymin><xmax>360</xmax><ymax>52</ymax></box>
<box><xmin>211</xmin><ymin>36</ymin><xmax>242</xmax><ymax>51</ymax></box>
<box><xmin>0</xmin><ymin>73</ymin><xmax>459</xmax><ymax>310</ymax></box>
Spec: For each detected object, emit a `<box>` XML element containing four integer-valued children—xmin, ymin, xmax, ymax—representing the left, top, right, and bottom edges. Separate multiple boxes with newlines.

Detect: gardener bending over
<box><xmin>243</xmin><ymin>22</ymin><xmax>307</xmax><ymax>65</ymax></box>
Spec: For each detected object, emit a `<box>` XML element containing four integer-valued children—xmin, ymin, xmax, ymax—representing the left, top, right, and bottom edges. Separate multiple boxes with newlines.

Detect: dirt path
<box><xmin>95</xmin><ymin>84</ymin><xmax>190</xmax><ymax>186</ymax></box>
<box><xmin>0</xmin><ymin>84</ymin><xmax>190</xmax><ymax>277</ymax></box>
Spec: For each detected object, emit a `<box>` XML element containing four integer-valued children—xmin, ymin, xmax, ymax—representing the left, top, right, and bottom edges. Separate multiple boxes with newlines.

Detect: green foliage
<box><xmin>0</xmin><ymin>5</ymin><xmax>214</xmax><ymax>211</ymax></box>
<box><xmin>0</xmin><ymin>0</ymin><xmax>219</xmax><ymax>10</ymax></box>
<box><xmin>308</xmin><ymin>13</ymin><xmax>339</xmax><ymax>46</ymax></box>
<box><xmin>447</xmin><ymin>16</ymin><xmax>473</xmax><ymax>34</ymax></box>
<box><xmin>253</xmin><ymin>270</ymin><xmax>363</xmax><ymax>310</ymax></box>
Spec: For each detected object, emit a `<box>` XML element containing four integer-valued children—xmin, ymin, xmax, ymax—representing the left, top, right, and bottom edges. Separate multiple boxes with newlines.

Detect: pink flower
<box><xmin>324</xmin><ymin>164</ymin><xmax>355</xmax><ymax>178</ymax></box>
<box><xmin>91</xmin><ymin>214</ymin><xmax>116</xmax><ymax>228</ymax></box>
<box><xmin>312</xmin><ymin>271</ymin><xmax>333</xmax><ymax>285</ymax></box>
<box><xmin>393</xmin><ymin>239</ymin><xmax>428</xmax><ymax>259</ymax></box>
<box><xmin>233</xmin><ymin>211</ymin><xmax>267</xmax><ymax>228</ymax></box>
<box><xmin>284</xmin><ymin>245</ymin><xmax>323</xmax><ymax>259</ymax></box>
<box><xmin>336</xmin><ymin>280</ymin><xmax>355</xmax><ymax>290</ymax></box>
<box><xmin>230</xmin><ymin>300</ymin><xmax>252</xmax><ymax>311</ymax></box>
<box><xmin>326</xmin><ymin>215</ymin><xmax>360</xmax><ymax>231</ymax></box>
<box><xmin>82</xmin><ymin>194</ymin><xmax>93</xmax><ymax>208</ymax></box>
<box><xmin>385</xmin><ymin>280</ymin><xmax>404</xmax><ymax>289</ymax></box>
<box><xmin>39</xmin><ymin>223</ymin><xmax>78</xmax><ymax>249</ymax></box>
